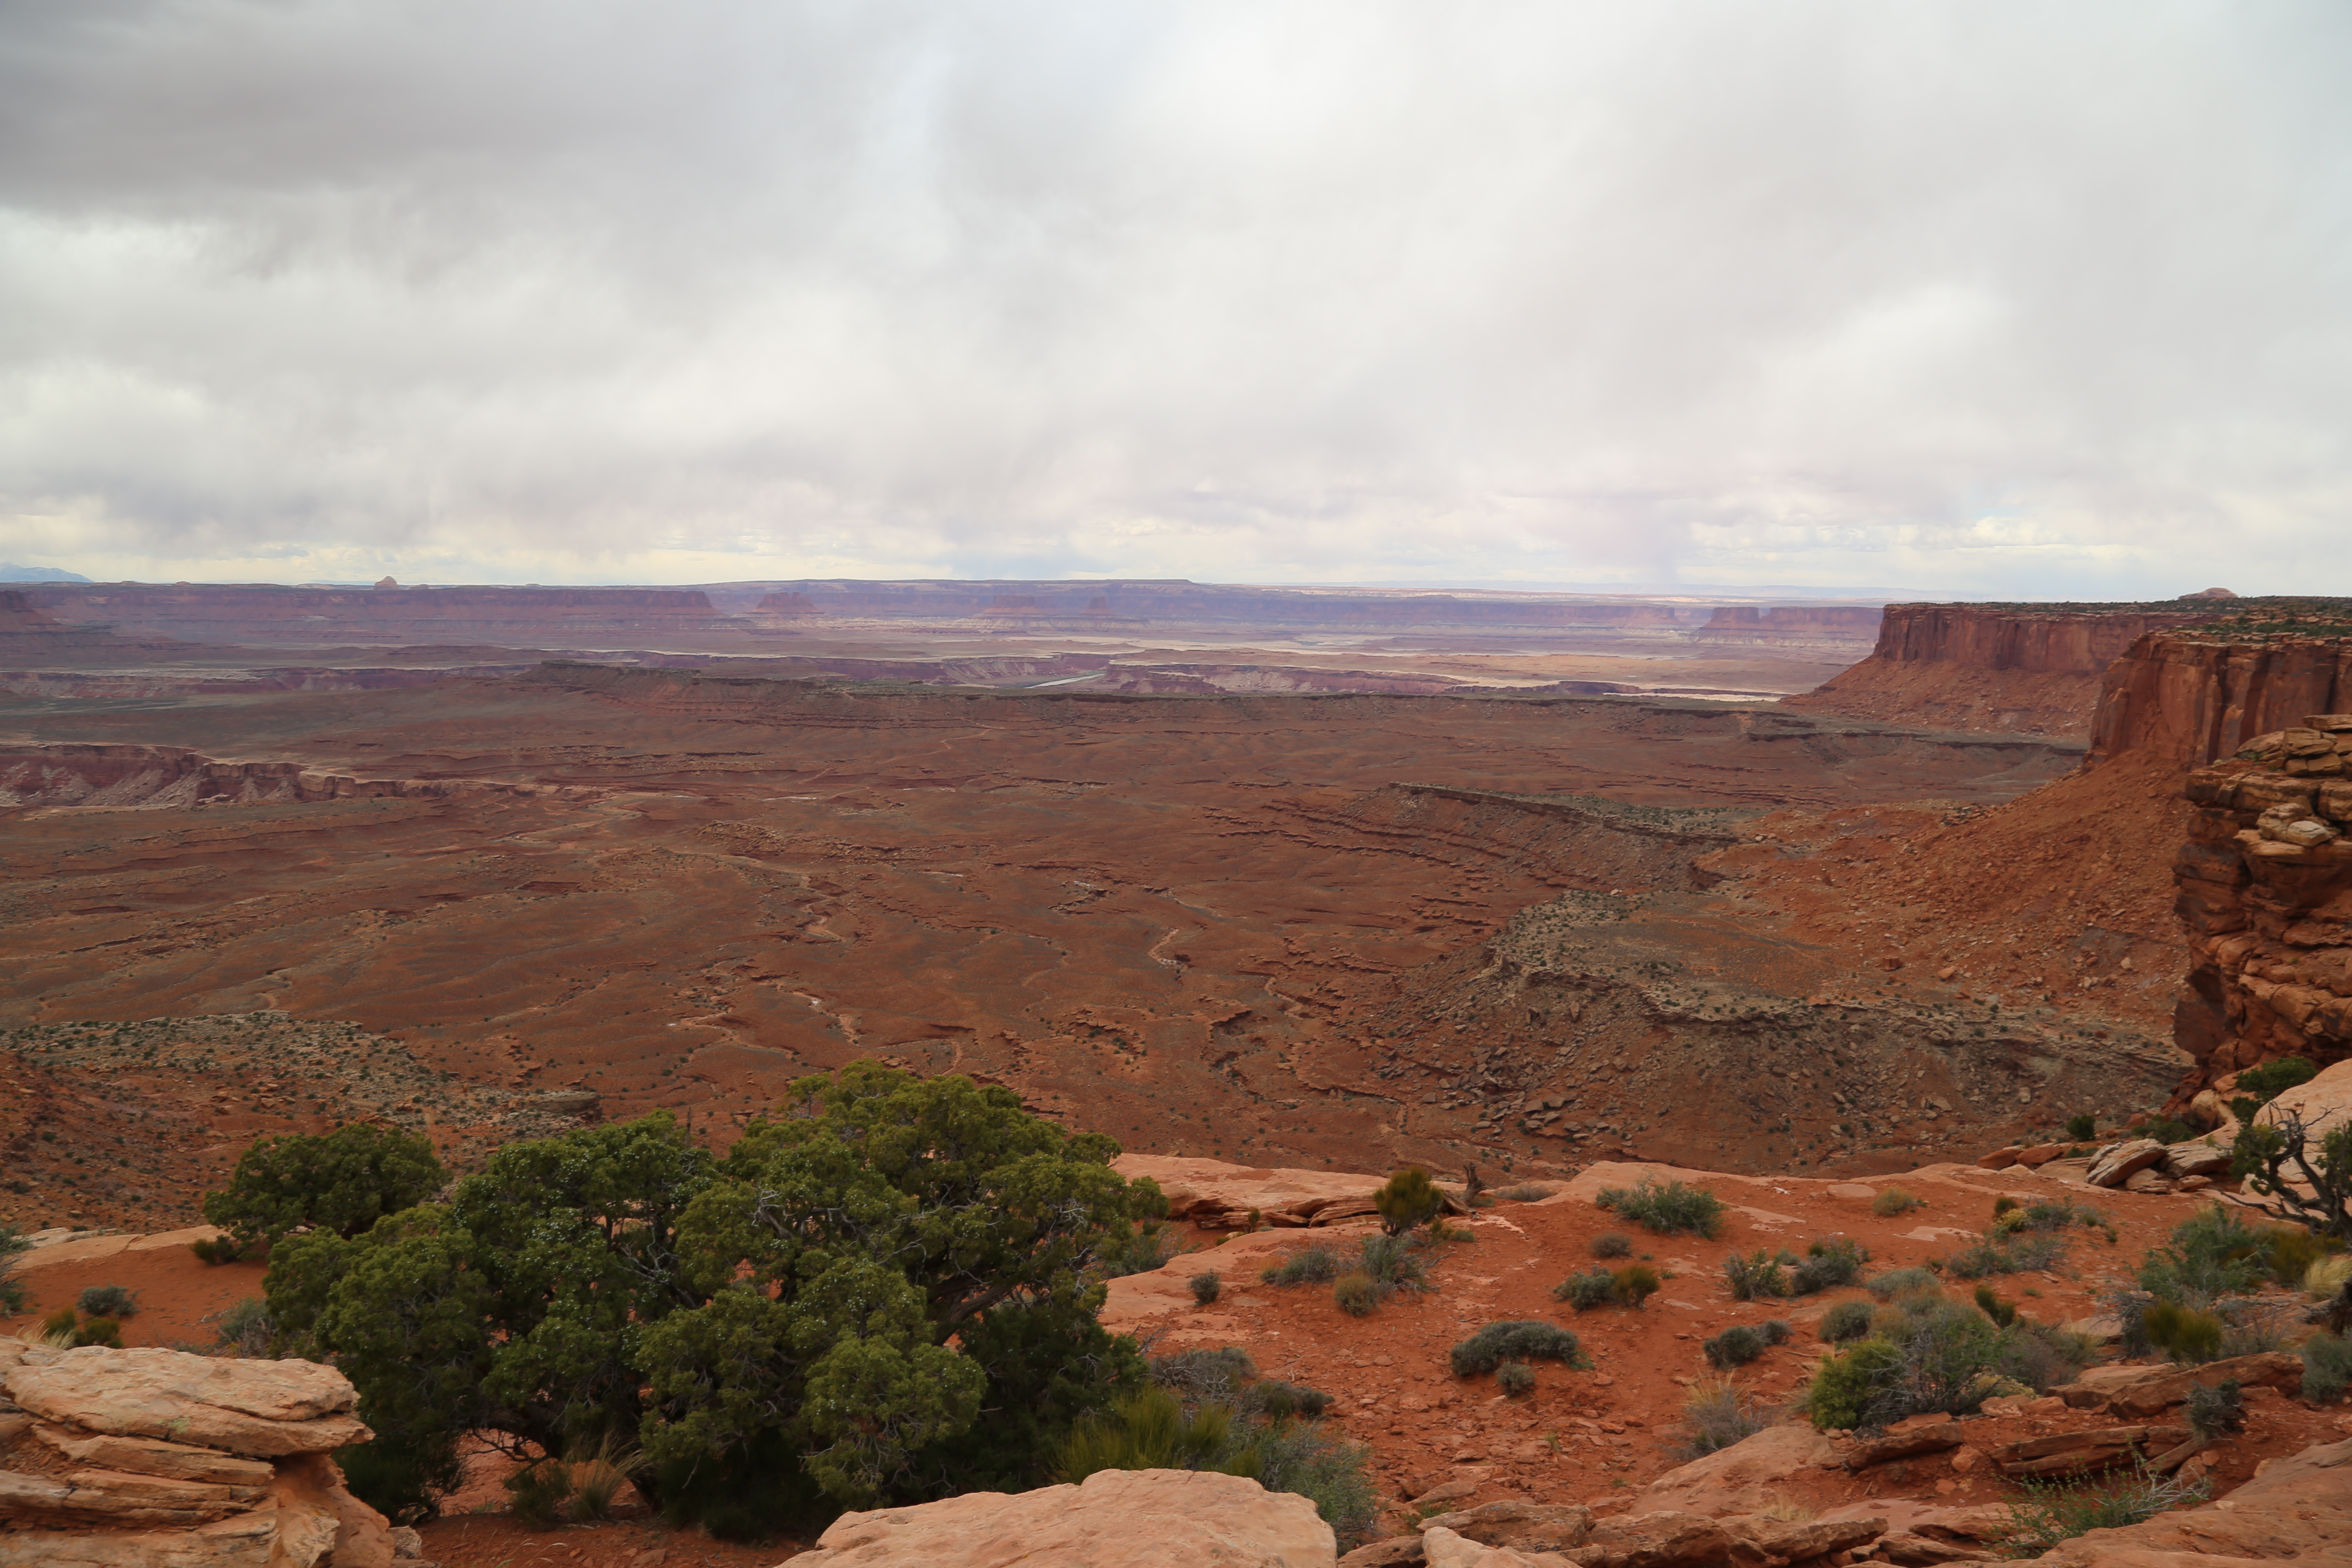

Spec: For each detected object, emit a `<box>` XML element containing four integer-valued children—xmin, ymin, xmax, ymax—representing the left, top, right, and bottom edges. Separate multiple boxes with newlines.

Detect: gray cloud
<box><xmin>1</xmin><ymin>0</ymin><xmax>2346</xmax><ymax>594</ymax></box>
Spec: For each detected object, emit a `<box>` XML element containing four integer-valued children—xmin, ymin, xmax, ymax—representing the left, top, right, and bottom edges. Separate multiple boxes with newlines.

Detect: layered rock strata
<box><xmin>0</xmin><ymin>1340</ymin><xmax>390</xmax><ymax>1566</ymax></box>
<box><xmin>2170</xmin><ymin>716</ymin><xmax>2352</xmax><ymax>1087</ymax></box>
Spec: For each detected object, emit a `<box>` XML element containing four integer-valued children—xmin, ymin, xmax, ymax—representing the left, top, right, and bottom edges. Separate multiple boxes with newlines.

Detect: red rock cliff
<box><xmin>1785</xmin><ymin>603</ymin><xmax>2217</xmax><ymax>737</ymax></box>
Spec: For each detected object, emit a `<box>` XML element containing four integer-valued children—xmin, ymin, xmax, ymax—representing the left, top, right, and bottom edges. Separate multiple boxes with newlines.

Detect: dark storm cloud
<box><xmin>1</xmin><ymin>0</ymin><xmax>2346</xmax><ymax>592</ymax></box>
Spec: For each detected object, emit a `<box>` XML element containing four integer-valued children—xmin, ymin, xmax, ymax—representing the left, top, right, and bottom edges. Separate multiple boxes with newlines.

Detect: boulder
<box><xmin>1842</xmin><ymin>1416</ymin><xmax>1963</xmax><ymax>1471</ymax></box>
<box><xmin>273</xmin><ymin>1453</ymin><xmax>395</xmax><ymax>1568</ymax></box>
<box><xmin>1419</xmin><ymin>1528</ymin><xmax>1565</xmax><ymax>1568</ymax></box>
<box><xmin>795</xmin><ymin>1467</ymin><xmax>1336</xmax><ymax>1567</ymax></box>
<box><xmin>1637</xmin><ymin>1424</ymin><xmax>1837</xmax><ymax>1517</ymax></box>
<box><xmin>4</xmin><ymin>1348</ymin><xmax>371</xmax><ymax>1458</ymax></box>
<box><xmin>1339</xmin><ymin>1541</ymin><xmax>1428</xmax><ymax>1568</ymax></box>
<box><xmin>2158</xmin><ymin>1142</ymin><xmax>2232</xmax><ymax>1179</ymax></box>
<box><xmin>1419</xmin><ymin>1501</ymin><xmax>1592</xmax><ymax>1553</ymax></box>
<box><xmin>1112</xmin><ymin>1155</ymin><xmax>1393</xmax><ymax>1229</ymax></box>
<box><xmin>0</xmin><ymin>1509</ymin><xmax>283</xmax><ymax>1566</ymax></box>
<box><xmin>1720</xmin><ymin>1513</ymin><xmax>1884</xmax><ymax>1561</ymax></box>
<box><xmin>1563</xmin><ymin>1510</ymin><xmax>1770</xmax><ymax>1568</ymax></box>
<box><xmin>2085</xmin><ymin>1140</ymin><xmax>2165</xmax><ymax>1188</ymax></box>
<box><xmin>1986</xmin><ymin>1425</ymin><xmax>2184</xmax><ymax>1479</ymax></box>
<box><xmin>1866</xmin><ymin>1532</ymin><xmax>1982</xmax><ymax>1565</ymax></box>
<box><xmin>2093</xmin><ymin>1352</ymin><xmax>2303</xmax><ymax>1418</ymax></box>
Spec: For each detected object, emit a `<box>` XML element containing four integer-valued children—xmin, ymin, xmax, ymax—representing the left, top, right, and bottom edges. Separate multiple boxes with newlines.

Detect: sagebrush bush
<box><xmin>1597</xmin><ymin>1179</ymin><xmax>1724</xmax><ymax>1238</ymax></box>
<box><xmin>1704</xmin><ymin>1325</ymin><xmax>1769</xmax><ymax>1368</ymax></box>
<box><xmin>2021</xmin><ymin>1199</ymin><xmax>2102</xmax><ymax>1233</ymax></box>
<box><xmin>1589</xmin><ymin>1231</ymin><xmax>1632</xmax><ymax>1259</ymax></box>
<box><xmin>190</xmin><ymin>1235</ymin><xmax>243</xmax><ymax>1265</ymax></box>
<box><xmin>2138</xmin><ymin>1207</ymin><xmax>2266</xmax><ymax>1306</ymax></box>
<box><xmin>1262</xmin><ymin>1245</ymin><xmax>1344</xmax><ymax>1287</ymax></box>
<box><xmin>2185</xmin><ymin>1378</ymin><xmax>2245</xmax><ymax>1439</ymax></box>
<box><xmin>1725</xmin><ymin>1250</ymin><xmax>1792</xmax><ymax>1302</ymax></box>
<box><xmin>1333</xmin><ymin>1272</ymin><xmax>1379</xmax><ymax>1317</ymax></box>
<box><xmin>2144</xmin><ymin>1300</ymin><xmax>2225</xmax><ymax>1364</ymax></box>
<box><xmin>1191</xmin><ymin>1271</ymin><xmax>1222</xmax><ymax>1307</ymax></box>
<box><xmin>1358</xmin><ymin>1233</ymin><xmax>1430</xmax><ymax>1293</ymax></box>
<box><xmin>1871</xmin><ymin>1188</ymin><xmax>1922</xmax><ymax>1218</ymax></box>
<box><xmin>1946</xmin><ymin>1229</ymin><xmax>2069</xmax><ymax>1279</ymax></box>
<box><xmin>212</xmin><ymin>1296</ymin><xmax>276</xmax><ymax>1357</ymax></box>
<box><xmin>77</xmin><ymin>1283</ymin><xmax>137</xmax><ymax>1319</ymax></box>
<box><xmin>1790</xmin><ymin>1238</ymin><xmax>1870</xmax><ymax>1294</ymax></box>
<box><xmin>1449</xmin><ymin>1320</ymin><xmax>1585</xmax><ymax>1377</ymax></box>
<box><xmin>1760</xmin><ymin>1319</ymin><xmax>1791</xmax><ymax>1345</ymax></box>
<box><xmin>1807</xmin><ymin>1339</ymin><xmax>1901</xmax><ymax>1429</ymax></box>
<box><xmin>1152</xmin><ymin>1346</ymin><xmax>1258</xmax><ymax>1401</ymax></box>
<box><xmin>2302</xmin><ymin>1332</ymin><xmax>2352</xmax><ymax>1402</ymax></box>
<box><xmin>1244</xmin><ymin>1380</ymin><xmax>1333</xmax><ymax>1420</ymax></box>
<box><xmin>72</xmin><ymin>1314</ymin><xmax>122</xmax><ymax>1349</ymax></box>
<box><xmin>1866</xmin><ymin>1267</ymin><xmax>1940</xmax><ymax>1301</ymax></box>
<box><xmin>1668</xmin><ymin>1376</ymin><xmax>1764</xmax><ymax>1460</ymax></box>
<box><xmin>1556</xmin><ymin>1268</ymin><xmax>1616</xmax><ymax>1311</ymax></box>
<box><xmin>1820</xmin><ymin>1299</ymin><xmax>1876</xmax><ymax>1342</ymax></box>
<box><xmin>1495</xmin><ymin>1360</ymin><xmax>1535</xmax><ymax>1397</ymax></box>
<box><xmin>1495</xmin><ymin>1183</ymin><xmax>1554</xmax><ymax>1203</ymax></box>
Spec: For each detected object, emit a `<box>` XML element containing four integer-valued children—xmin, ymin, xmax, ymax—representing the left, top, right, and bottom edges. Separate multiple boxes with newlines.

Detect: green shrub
<box><xmin>1244</xmin><ymin>1380</ymin><xmax>1333</xmax><ymax>1420</ymax></box>
<box><xmin>335</xmin><ymin>1439</ymin><xmax>461</xmax><ymax>1529</ymax></box>
<box><xmin>2263</xmin><ymin>1227</ymin><xmax>2338</xmax><ymax>1287</ymax></box>
<box><xmin>76</xmin><ymin>1283</ymin><xmax>137</xmax><ymax>1318</ymax></box>
<box><xmin>2230</xmin><ymin>1056</ymin><xmax>2318</xmax><ymax>1123</ymax></box>
<box><xmin>2021</xmin><ymin>1199</ymin><xmax>2101</xmax><ymax>1233</ymax></box>
<box><xmin>1375</xmin><ymin>1167</ymin><xmax>1444</xmax><ymax>1237</ymax></box>
<box><xmin>1866</xmin><ymin>1267</ymin><xmax>1941</xmax><ymax>1300</ymax></box>
<box><xmin>1792</xmin><ymin>1238</ymin><xmax>1871</xmax><ymax>1294</ymax></box>
<box><xmin>2144</xmin><ymin>1301</ymin><xmax>2225</xmax><ymax>1364</ymax></box>
<box><xmin>1152</xmin><ymin>1345</ymin><xmax>1257</xmax><ymax>1397</ymax></box>
<box><xmin>1235</xmin><ymin>1417</ymin><xmax>1378</xmax><ymax>1548</ymax></box>
<box><xmin>190</xmin><ymin>1235</ymin><xmax>244</xmax><ymax>1265</ymax></box>
<box><xmin>1704</xmin><ymin>1325</ymin><xmax>1769</xmax><ymax>1368</ymax></box>
<box><xmin>1612</xmin><ymin>1265</ymin><xmax>1661</xmax><ymax>1309</ymax></box>
<box><xmin>202</xmin><ymin>1122</ymin><xmax>447</xmax><ymax>1247</ymax></box>
<box><xmin>1495</xmin><ymin>1360</ymin><xmax>1536</xmax><ymax>1397</ymax></box>
<box><xmin>1668</xmin><ymin>1376</ymin><xmax>1765</xmax><ymax>1460</ymax></box>
<box><xmin>1333</xmin><ymin>1272</ymin><xmax>1379</xmax><ymax>1317</ymax></box>
<box><xmin>1449</xmin><ymin>1320</ymin><xmax>1586</xmax><ymax>1377</ymax></box>
<box><xmin>1806</xmin><ymin>1338</ymin><xmax>1902</xmax><ymax>1429</ymax></box>
<box><xmin>1998</xmin><ymin>1318</ymin><xmax>2098</xmax><ymax>1393</ymax></box>
<box><xmin>1358</xmin><ymin>1233</ymin><xmax>1430</xmax><ymax>1294</ymax></box>
<box><xmin>1596</xmin><ymin>1179</ymin><xmax>1724</xmax><ymax>1238</ymax></box>
<box><xmin>2302</xmin><ymin>1332</ymin><xmax>2352</xmax><ymax>1402</ymax></box>
<box><xmin>1262</xmin><ymin>1244</ymin><xmax>1344</xmax><ymax>1286</ymax></box>
<box><xmin>1191</xmin><ymin>1271</ymin><xmax>1222</xmax><ymax>1307</ymax></box>
<box><xmin>2064</xmin><ymin>1113</ymin><xmax>2097</xmax><ymax>1141</ymax></box>
<box><xmin>1555</xmin><ymin>1268</ymin><xmax>1617</xmax><ymax>1311</ymax></box>
<box><xmin>1589</xmin><ymin>1231</ymin><xmax>1632</xmax><ymax>1259</ymax></box>
<box><xmin>1725</xmin><ymin>1250</ymin><xmax>1792</xmax><ymax>1302</ymax></box>
<box><xmin>1974</xmin><ymin>1284</ymin><xmax>2018</xmax><ymax>1328</ymax></box>
<box><xmin>1099</xmin><ymin>1221</ymin><xmax>1184</xmax><ymax>1279</ymax></box>
<box><xmin>1495</xmin><ymin>1183</ymin><xmax>1554</xmax><ymax>1203</ymax></box>
<box><xmin>212</xmin><ymin>1296</ymin><xmax>277</xmax><ymax>1357</ymax></box>
<box><xmin>2185</xmin><ymin>1379</ymin><xmax>2245</xmax><ymax>1440</ymax></box>
<box><xmin>72</xmin><ymin>1315</ymin><xmax>123</xmax><ymax>1348</ymax></box>
<box><xmin>1994</xmin><ymin>1196</ymin><xmax>2019</xmax><ymax>1218</ymax></box>
<box><xmin>1820</xmin><ymin>1299</ymin><xmax>1877</xmax><ymax>1342</ymax></box>
<box><xmin>1058</xmin><ymin>1387</ymin><xmax>1233</xmax><ymax>1481</ymax></box>
<box><xmin>0</xmin><ymin>1223</ymin><xmax>27</xmax><ymax>1317</ymax></box>
<box><xmin>1760</xmin><ymin>1319</ymin><xmax>1792</xmax><ymax>1345</ymax></box>
<box><xmin>2139</xmin><ymin>1207</ymin><xmax>2267</xmax><ymax>1306</ymax></box>
<box><xmin>1993</xmin><ymin>1462</ymin><xmax>2211</xmax><ymax>1557</ymax></box>
<box><xmin>1871</xmin><ymin>1188</ymin><xmax>1922</xmax><ymax>1218</ymax></box>
<box><xmin>505</xmin><ymin>1460</ymin><xmax>574</xmax><ymax>1530</ymax></box>
<box><xmin>1945</xmin><ymin>1229</ymin><xmax>2068</xmax><ymax>1279</ymax></box>
<box><xmin>37</xmin><ymin>1305</ymin><xmax>77</xmax><ymax>1341</ymax></box>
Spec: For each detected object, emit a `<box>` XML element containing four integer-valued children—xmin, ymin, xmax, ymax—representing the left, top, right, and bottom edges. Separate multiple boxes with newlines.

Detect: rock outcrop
<box><xmin>790</xmin><ymin>1467</ymin><xmax>1335</xmax><ymax>1567</ymax></box>
<box><xmin>2168</xmin><ymin>717</ymin><xmax>2352</xmax><ymax>1089</ymax></box>
<box><xmin>1784</xmin><ymin>603</ymin><xmax>2220</xmax><ymax>738</ymax></box>
<box><xmin>2026</xmin><ymin>1433</ymin><xmax>2352</xmax><ymax>1565</ymax></box>
<box><xmin>0</xmin><ymin>1339</ymin><xmax>389</xmax><ymax>1568</ymax></box>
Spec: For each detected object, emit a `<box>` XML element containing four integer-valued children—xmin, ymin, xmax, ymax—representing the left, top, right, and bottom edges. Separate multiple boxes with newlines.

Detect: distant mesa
<box><xmin>0</xmin><ymin>562</ymin><xmax>94</xmax><ymax>583</ymax></box>
<box><xmin>374</xmin><ymin>576</ymin><xmax>399</xmax><ymax>590</ymax></box>
<box><xmin>2181</xmin><ymin>587</ymin><xmax>2238</xmax><ymax>599</ymax></box>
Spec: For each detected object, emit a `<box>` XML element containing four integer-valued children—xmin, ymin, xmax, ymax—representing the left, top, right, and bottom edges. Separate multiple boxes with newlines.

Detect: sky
<box><xmin>1</xmin><ymin>2</ymin><xmax>2347</xmax><ymax>598</ymax></box>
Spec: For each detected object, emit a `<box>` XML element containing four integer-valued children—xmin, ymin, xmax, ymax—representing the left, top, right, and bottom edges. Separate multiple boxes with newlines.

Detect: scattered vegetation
<box><xmin>1596</xmin><ymin>1179</ymin><xmax>1724</xmax><ymax>1239</ymax></box>
<box><xmin>1804</xmin><ymin>1281</ymin><xmax>2095</xmax><ymax>1431</ymax></box>
<box><xmin>1727</xmin><ymin>1238</ymin><xmax>1871</xmax><ymax>1300</ymax></box>
<box><xmin>1991</xmin><ymin>1462</ymin><xmax>2210</xmax><ymax>1558</ymax></box>
<box><xmin>1267</xmin><ymin>1233</ymin><xmax>1430</xmax><ymax>1316</ymax></box>
<box><xmin>1190</xmin><ymin>1271</ymin><xmax>1222</xmax><ymax>1307</ymax></box>
<box><xmin>1820</xmin><ymin>1299</ymin><xmax>1877</xmax><ymax>1342</ymax></box>
<box><xmin>203</xmin><ymin>1121</ymin><xmax>448</xmax><ymax>1248</ymax></box>
<box><xmin>210</xmin><ymin>1297</ymin><xmax>276</xmax><ymax>1357</ymax></box>
<box><xmin>1666</xmin><ymin>1376</ymin><xmax>1766</xmax><ymax>1461</ymax></box>
<box><xmin>1871</xmin><ymin>1189</ymin><xmax>1923</xmax><ymax>1218</ymax></box>
<box><xmin>1589</xmin><ymin>1231</ymin><xmax>1633</xmax><ymax>1259</ymax></box>
<box><xmin>1724</xmin><ymin>1250</ymin><xmax>1789</xmax><ymax>1302</ymax></box>
<box><xmin>1867</xmin><ymin>1267</ymin><xmax>1941</xmax><ymax>1300</ymax></box>
<box><xmin>1374</xmin><ymin>1167</ymin><xmax>1445</xmax><ymax>1236</ymax></box>
<box><xmin>1945</xmin><ymin>1228</ymin><xmax>2070</xmax><ymax>1279</ymax></box>
<box><xmin>1449</xmin><ymin>1320</ymin><xmax>1587</xmax><ymax>1378</ymax></box>
<box><xmin>76</xmin><ymin>1283</ymin><xmax>137</xmax><ymax>1319</ymax></box>
<box><xmin>0</xmin><ymin>1223</ymin><xmax>29</xmax><ymax>1316</ymax></box>
<box><xmin>1494</xmin><ymin>1183</ymin><xmax>1554</xmax><ymax>1203</ymax></box>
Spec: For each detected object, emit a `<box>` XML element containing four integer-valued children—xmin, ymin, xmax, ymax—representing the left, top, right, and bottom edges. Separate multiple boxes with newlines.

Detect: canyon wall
<box><xmin>1784</xmin><ymin>602</ymin><xmax>2218</xmax><ymax>736</ymax></box>
<box><xmin>2091</xmin><ymin>628</ymin><xmax>2352</xmax><ymax>766</ymax></box>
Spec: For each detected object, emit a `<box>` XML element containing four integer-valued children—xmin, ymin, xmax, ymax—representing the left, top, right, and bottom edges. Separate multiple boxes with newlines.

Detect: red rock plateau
<box><xmin>1786</xmin><ymin>600</ymin><xmax>2227</xmax><ymax>738</ymax></box>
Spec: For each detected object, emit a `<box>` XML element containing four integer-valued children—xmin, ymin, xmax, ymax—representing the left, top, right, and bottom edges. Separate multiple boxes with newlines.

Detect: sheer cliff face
<box><xmin>1784</xmin><ymin>603</ymin><xmax>2214</xmax><ymax>738</ymax></box>
<box><xmin>2139</xmin><ymin>634</ymin><xmax>2352</xmax><ymax>1095</ymax></box>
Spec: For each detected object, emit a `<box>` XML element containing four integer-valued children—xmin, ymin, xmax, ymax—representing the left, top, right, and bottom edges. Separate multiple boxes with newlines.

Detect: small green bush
<box><xmin>1244</xmin><ymin>1380</ymin><xmax>1333</xmax><ymax>1420</ymax></box>
<box><xmin>1946</xmin><ymin>1229</ymin><xmax>2068</xmax><ymax>1279</ymax></box>
<box><xmin>212</xmin><ymin>1296</ymin><xmax>276</xmax><ymax>1356</ymax></box>
<box><xmin>190</xmin><ymin>1235</ymin><xmax>244</xmax><ymax>1266</ymax></box>
<box><xmin>1191</xmin><ymin>1271</ymin><xmax>1222</xmax><ymax>1307</ymax></box>
<box><xmin>1449</xmin><ymin>1320</ymin><xmax>1586</xmax><ymax>1377</ymax></box>
<box><xmin>1725</xmin><ymin>1250</ymin><xmax>1792</xmax><ymax>1302</ymax></box>
<box><xmin>77</xmin><ymin>1283</ymin><xmax>137</xmax><ymax>1319</ymax></box>
<box><xmin>72</xmin><ymin>1315</ymin><xmax>123</xmax><ymax>1349</ymax></box>
<box><xmin>2138</xmin><ymin>1206</ymin><xmax>2267</xmax><ymax>1306</ymax></box>
<box><xmin>1612</xmin><ymin>1264</ymin><xmax>1661</xmax><ymax>1309</ymax></box>
<box><xmin>1871</xmin><ymin>1188</ymin><xmax>1922</xmax><ymax>1218</ymax></box>
<box><xmin>1668</xmin><ymin>1376</ymin><xmax>1765</xmax><ymax>1460</ymax></box>
<box><xmin>2229</xmin><ymin>1056</ymin><xmax>2318</xmax><ymax>1123</ymax></box>
<box><xmin>38</xmin><ymin>1305</ymin><xmax>77</xmax><ymax>1341</ymax></box>
<box><xmin>1589</xmin><ymin>1231</ymin><xmax>1632</xmax><ymax>1259</ymax></box>
<box><xmin>1100</xmin><ymin>1220</ymin><xmax>1184</xmax><ymax>1279</ymax></box>
<box><xmin>505</xmin><ymin>1461</ymin><xmax>574</xmax><ymax>1529</ymax></box>
<box><xmin>1866</xmin><ymin>1267</ymin><xmax>1940</xmax><ymax>1300</ymax></box>
<box><xmin>1806</xmin><ymin>1338</ymin><xmax>1901</xmax><ymax>1429</ymax></box>
<box><xmin>1358</xmin><ymin>1233</ymin><xmax>1430</xmax><ymax>1294</ymax></box>
<box><xmin>1704</xmin><ymin>1325</ymin><xmax>1769</xmax><ymax>1368</ymax></box>
<box><xmin>1495</xmin><ymin>1183</ymin><xmax>1554</xmax><ymax>1203</ymax></box>
<box><xmin>1993</xmin><ymin>1462</ymin><xmax>2211</xmax><ymax>1557</ymax></box>
<box><xmin>1555</xmin><ymin>1268</ymin><xmax>1617</xmax><ymax>1311</ymax></box>
<box><xmin>2302</xmin><ymin>1332</ymin><xmax>2352</xmax><ymax>1402</ymax></box>
<box><xmin>2263</xmin><ymin>1227</ymin><xmax>2337</xmax><ymax>1288</ymax></box>
<box><xmin>1596</xmin><ymin>1179</ymin><xmax>1724</xmax><ymax>1239</ymax></box>
<box><xmin>1791</xmin><ymin>1238</ymin><xmax>1871</xmax><ymax>1294</ymax></box>
<box><xmin>1759</xmin><ymin>1318</ymin><xmax>1792</xmax><ymax>1345</ymax></box>
<box><xmin>2064</xmin><ymin>1113</ymin><xmax>2097</xmax><ymax>1141</ymax></box>
<box><xmin>1820</xmin><ymin>1299</ymin><xmax>1877</xmax><ymax>1342</ymax></box>
<box><xmin>2185</xmin><ymin>1378</ymin><xmax>2245</xmax><ymax>1439</ymax></box>
<box><xmin>1058</xmin><ymin>1387</ymin><xmax>1232</xmax><ymax>1482</ymax></box>
<box><xmin>1152</xmin><ymin>1345</ymin><xmax>1258</xmax><ymax>1400</ymax></box>
<box><xmin>1262</xmin><ymin>1245</ymin><xmax>1344</xmax><ymax>1286</ymax></box>
<box><xmin>1333</xmin><ymin>1272</ymin><xmax>1379</xmax><ymax>1317</ymax></box>
<box><xmin>1994</xmin><ymin>1196</ymin><xmax>2020</xmax><ymax>1218</ymax></box>
<box><xmin>1375</xmin><ymin>1167</ymin><xmax>1444</xmax><ymax>1236</ymax></box>
<box><xmin>2021</xmin><ymin>1199</ymin><xmax>2101</xmax><ymax>1233</ymax></box>
<box><xmin>1974</xmin><ymin>1284</ymin><xmax>2018</xmax><ymax>1328</ymax></box>
<box><xmin>2144</xmin><ymin>1301</ymin><xmax>2225</xmax><ymax>1364</ymax></box>
<box><xmin>1495</xmin><ymin>1360</ymin><xmax>1536</xmax><ymax>1397</ymax></box>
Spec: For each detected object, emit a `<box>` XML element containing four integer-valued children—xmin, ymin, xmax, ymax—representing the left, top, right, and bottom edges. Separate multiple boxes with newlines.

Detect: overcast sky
<box><xmin>2</xmin><ymin>1</ymin><xmax>2346</xmax><ymax>597</ymax></box>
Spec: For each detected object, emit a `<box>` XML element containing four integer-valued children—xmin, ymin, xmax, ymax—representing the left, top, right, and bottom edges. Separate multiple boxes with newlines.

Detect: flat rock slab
<box><xmin>797</xmin><ymin>1467</ymin><xmax>1336</xmax><ymax>1567</ymax></box>
<box><xmin>5</xmin><ymin>1347</ymin><xmax>371</xmax><ymax>1458</ymax></box>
